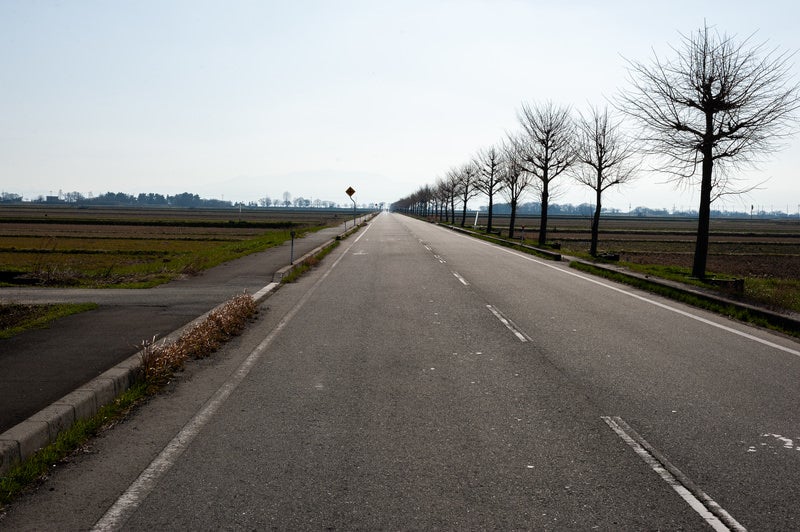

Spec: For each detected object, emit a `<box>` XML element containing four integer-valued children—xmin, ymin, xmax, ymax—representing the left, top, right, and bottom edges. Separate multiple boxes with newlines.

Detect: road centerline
<box><xmin>452</xmin><ymin>271</ymin><xmax>470</xmax><ymax>286</ymax></box>
<box><xmin>486</xmin><ymin>304</ymin><xmax>530</xmax><ymax>343</ymax></box>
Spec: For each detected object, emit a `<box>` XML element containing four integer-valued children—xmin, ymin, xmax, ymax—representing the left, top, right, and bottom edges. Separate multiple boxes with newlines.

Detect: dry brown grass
<box><xmin>139</xmin><ymin>293</ymin><xmax>258</xmax><ymax>387</ymax></box>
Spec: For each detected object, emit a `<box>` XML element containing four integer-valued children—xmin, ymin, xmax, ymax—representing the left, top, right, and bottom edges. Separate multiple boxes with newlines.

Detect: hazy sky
<box><xmin>2</xmin><ymin>0</ymin><xmax>799</xmax><ymax>212</ymax></box>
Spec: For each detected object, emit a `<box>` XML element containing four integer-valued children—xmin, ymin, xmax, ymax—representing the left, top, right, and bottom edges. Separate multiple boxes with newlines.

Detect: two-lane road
<box><xmin>4</xmin><ymin>212</ymin><xmax>798</xmax><ymax>530</ymax></box>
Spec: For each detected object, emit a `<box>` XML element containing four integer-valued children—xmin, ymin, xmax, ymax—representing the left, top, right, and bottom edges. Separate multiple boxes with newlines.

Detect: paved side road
<box><xmin>0</xmin><ymin>222</ymin><xmax>355</xmax><ymax>433</ymax></box>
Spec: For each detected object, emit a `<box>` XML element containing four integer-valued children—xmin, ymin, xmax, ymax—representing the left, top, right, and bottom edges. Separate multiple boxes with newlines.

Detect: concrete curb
<box><xmin>0</xmin><ymin>217</ymin><xmax>375</xmax><ymax>476</ymax></box>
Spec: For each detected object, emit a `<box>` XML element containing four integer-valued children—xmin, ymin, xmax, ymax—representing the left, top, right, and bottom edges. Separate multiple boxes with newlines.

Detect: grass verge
<box><xmin>0</xmin><ymin>381</ymin><xmax>148</xmax><ymax>508</ymax></box>
<box><xmin>0</xmin><ymin>293</ymin><xmax>258</xmax><ymax>510</ymax></box>
<box><xmin>0</xmin><ymin>303</ymin><xmax>99</xmax><ymax>340</ymax></box>
<box><xmin>569</xmin><ymin>261</ymin><xmax>798</xmax><ymax>338</ymax></box>
<box><xmin>281</xmin><ymin>241</ymin><xmax>340</xmax><ymax>284</ymax></box>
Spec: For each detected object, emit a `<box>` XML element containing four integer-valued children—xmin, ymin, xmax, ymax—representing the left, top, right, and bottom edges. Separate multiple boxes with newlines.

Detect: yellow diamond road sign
<box><xmin>346</xmin><ymin>186</ymin><xmax>356</xmax><ymax>197</ymax></box>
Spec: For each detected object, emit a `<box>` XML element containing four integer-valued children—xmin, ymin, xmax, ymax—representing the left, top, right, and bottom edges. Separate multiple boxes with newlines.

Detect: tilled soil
<box><xmin>621</xmin><ymin>251</ymin><xmax>800</xmax><ymax>279</ymax></box>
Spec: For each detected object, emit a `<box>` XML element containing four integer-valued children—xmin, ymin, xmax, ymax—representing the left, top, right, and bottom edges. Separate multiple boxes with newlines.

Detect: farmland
<box><xmin>466</xmin><ymin>213</ymin><xmax>800</xmax><ymax>314</ymax></box>
<box><xmin>0</xmin><ymin>205</ymin><xmax>361</xmax><ymax>288</ymax></box>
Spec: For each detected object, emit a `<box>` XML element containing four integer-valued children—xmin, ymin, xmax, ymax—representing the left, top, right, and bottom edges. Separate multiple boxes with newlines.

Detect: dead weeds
<box><xmin>139</xmin><ymin>293</ymin><xmax>258</xmax><ymax>388</ymax></box>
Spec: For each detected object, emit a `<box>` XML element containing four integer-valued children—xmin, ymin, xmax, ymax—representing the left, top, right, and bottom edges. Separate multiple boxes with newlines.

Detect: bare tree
<box><xmin>443</xmin><ymin>167</ymin><xmax>462</xmax><ymax>224</ymax></box>
<box><xmin>618</xmin><ymin>23</ymin><xmax>800</xmax><ymax>278</ymax></box>
<box><xmin>431</xmin><ymin>178</ymin><xmax>446</xmax><ymax>221</ymax></box>
<box><xmin>500</xmin><ymin>139</ymin><xmax>533</xmax><ymax>239</ymax></box>
<box><xmin>573</xmin><ymin>105</ymin><xmax>639</xmax><ymax>256</ymax></box>
<box><xmin>392</xmin><ymin>185</ymin><xmax>433</xmax><ymax>216</ymax></box>
<box><xmin>474</xmin><ymin>145</ymin><xmax>504</xmax><ymax>233</ymax></box>
<box><xmin>455</xmin><ymin>162</ymin><xmax>479</xmax><ymax>227</ymax></box>
<box><xmin>516</xmin><ymin>101</ymin><xmax>577</xmax><ymax>245</ymax></box>
<box><xmin>412</xmin><ymin>185</ymin><xmax>432</xmax><ymax>217</ymax></box>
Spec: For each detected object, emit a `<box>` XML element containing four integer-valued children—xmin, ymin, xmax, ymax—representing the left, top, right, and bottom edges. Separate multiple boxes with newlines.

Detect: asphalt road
<box><xmin>3</xmin><ymin>212</ymin><xmax>799</xmax><ymax>530</ymax></box>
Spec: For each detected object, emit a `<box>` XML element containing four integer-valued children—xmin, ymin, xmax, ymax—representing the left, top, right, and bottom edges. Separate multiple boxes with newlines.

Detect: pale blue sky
<box><xmin>1</xmin><ymin>0</ymin><xmax>798</xmax><ymax>212</ymax></box>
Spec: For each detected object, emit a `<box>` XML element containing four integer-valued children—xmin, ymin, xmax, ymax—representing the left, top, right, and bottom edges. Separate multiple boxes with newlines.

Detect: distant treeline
<box><xmin>0</xmin><ymin>191</ymin><xmax>233</xmax><ymax>207</ymax></box>
<box><xmin>484</xmin><ymin>201</ymin><xmax>795</xmax><ymax>219</ymax></box>
<box><xmin>0</xmin><ymin>191</ymin><xmax>361</xmax><ymax>209</ymax></box>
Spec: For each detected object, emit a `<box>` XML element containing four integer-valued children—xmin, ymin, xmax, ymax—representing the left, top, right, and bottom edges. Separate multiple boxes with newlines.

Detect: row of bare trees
<box><xmin>393</xmin><ymin>23</ymin><xmax>799</xmax><ymax>279</ymax></box>
<box><xmin>392</xmin><ymin>101</ymin><xmax>639</xmax><ymax>256</ymax></box>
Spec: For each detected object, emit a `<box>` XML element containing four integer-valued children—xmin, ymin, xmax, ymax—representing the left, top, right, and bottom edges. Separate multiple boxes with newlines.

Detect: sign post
<box><xmin>346</xmin><ymin>186</ymin><xmax>356</xmax><ymax>227</ymax></box>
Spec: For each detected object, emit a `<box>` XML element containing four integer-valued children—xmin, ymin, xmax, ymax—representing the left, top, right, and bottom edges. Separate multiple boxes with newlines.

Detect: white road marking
<box><xmin>462</xmin><ymin>234</ymin><xmax>800</xmax><ymax>358</ymax></box>
<box><xmin>486</xmin><ymin>304</ymin><xmax>529</xmax><ymax>342</ymax></box>
<box><xmin>602</xmin><ymin>416</ymin><xmax>746</xmax><ymax>532</ymax></box>
<box><xmin>452</xmin><ymin>271</ymin><xmax>469</xmax><ymax>286</ymax></box>
<box><xmin>92</xmin><ymin>223</ymin><xmax>374</xmax><ymax>531</ymax></box>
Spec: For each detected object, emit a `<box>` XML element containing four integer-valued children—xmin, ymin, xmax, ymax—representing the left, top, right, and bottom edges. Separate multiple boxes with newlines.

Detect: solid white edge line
<box><xmin>601</xmin><ymin>416</ymin><xmax>746</xmax><ymax>532</ymax></box>
<box><xmin>458</xmin><ymin>232</ymin><xmax>800</xmax><ymax>358</ymax></box>
<box><xmin>486</xmin><ymin>304</ymin><xmax>529</xmax><ymax>343</ymax></box>
<box><xmin>92</xmin><ymin>223</ymin><xmax>373</xmax><ymax>531</ymax></box>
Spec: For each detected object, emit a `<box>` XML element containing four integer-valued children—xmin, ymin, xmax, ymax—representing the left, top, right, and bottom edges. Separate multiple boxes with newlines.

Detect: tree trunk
<box><xmin>486</xmin><ymin>193</ymin><xmax>494</xmax><ymax>233</ymax></box>
<box><xmin>590</xmin><ymin>188</ymin><xmax>602</xmax><ymax>257</ymax></box>
<box><xmin>692</xmin><ymin>151</ymin><xmax>714</xmax><ymax>279</ymax></box>
<box><xmin>508</xmin><ymin>199</ymin><xmax>517</xmax><ymax>239</ymax></box>
<box><xmin>538</xmin><ymin>183</ymin><xmax>549</xmax><ymax>246</ymax></box>
<box><xmin>460</xmin><ymin>196</ymin><xmax>468</xmax><ymax>227</ymax></box>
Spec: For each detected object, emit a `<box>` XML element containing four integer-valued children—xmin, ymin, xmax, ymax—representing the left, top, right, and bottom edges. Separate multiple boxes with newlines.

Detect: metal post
<box><xmin>290</xmin><ymin>230</ymin><xmax>295</xmax><ymax>264</ymax></box>
<box><xmin>351</xmin><ymin>197</ymin><xmax>356</xmax><ymax>227</ymax></box>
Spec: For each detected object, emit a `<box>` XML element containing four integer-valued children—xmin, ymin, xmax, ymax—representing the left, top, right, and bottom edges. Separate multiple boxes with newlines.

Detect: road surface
<box><xmin>3</xmin><ymin>212</ymin><xmax>799</xmax><ymax>530</ymax></box>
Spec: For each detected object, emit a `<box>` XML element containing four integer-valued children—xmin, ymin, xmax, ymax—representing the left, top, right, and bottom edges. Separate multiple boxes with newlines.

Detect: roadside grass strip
<box><xmin>0</xmin><ymin>303</ymin><xmax>98</xmax><ymax>340</ymax></box>
<box><xmin>0</xmin><ymin>383</ymin><xmax>148</xmax><ymax>508</ymax></box>
<box><xmin>570</xmin><ymin>262</ymin><xmax>799</xmax><ymax>338</ymax></box>
<box><xmin>280</xmin><ymin>240</ymin><xmax>340</xmax><ymax>284</ymax></box>
<box><xmin>0</xmin><ymin>294</ymin><xmax>258</xmax><ymax>510</ymax></box>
